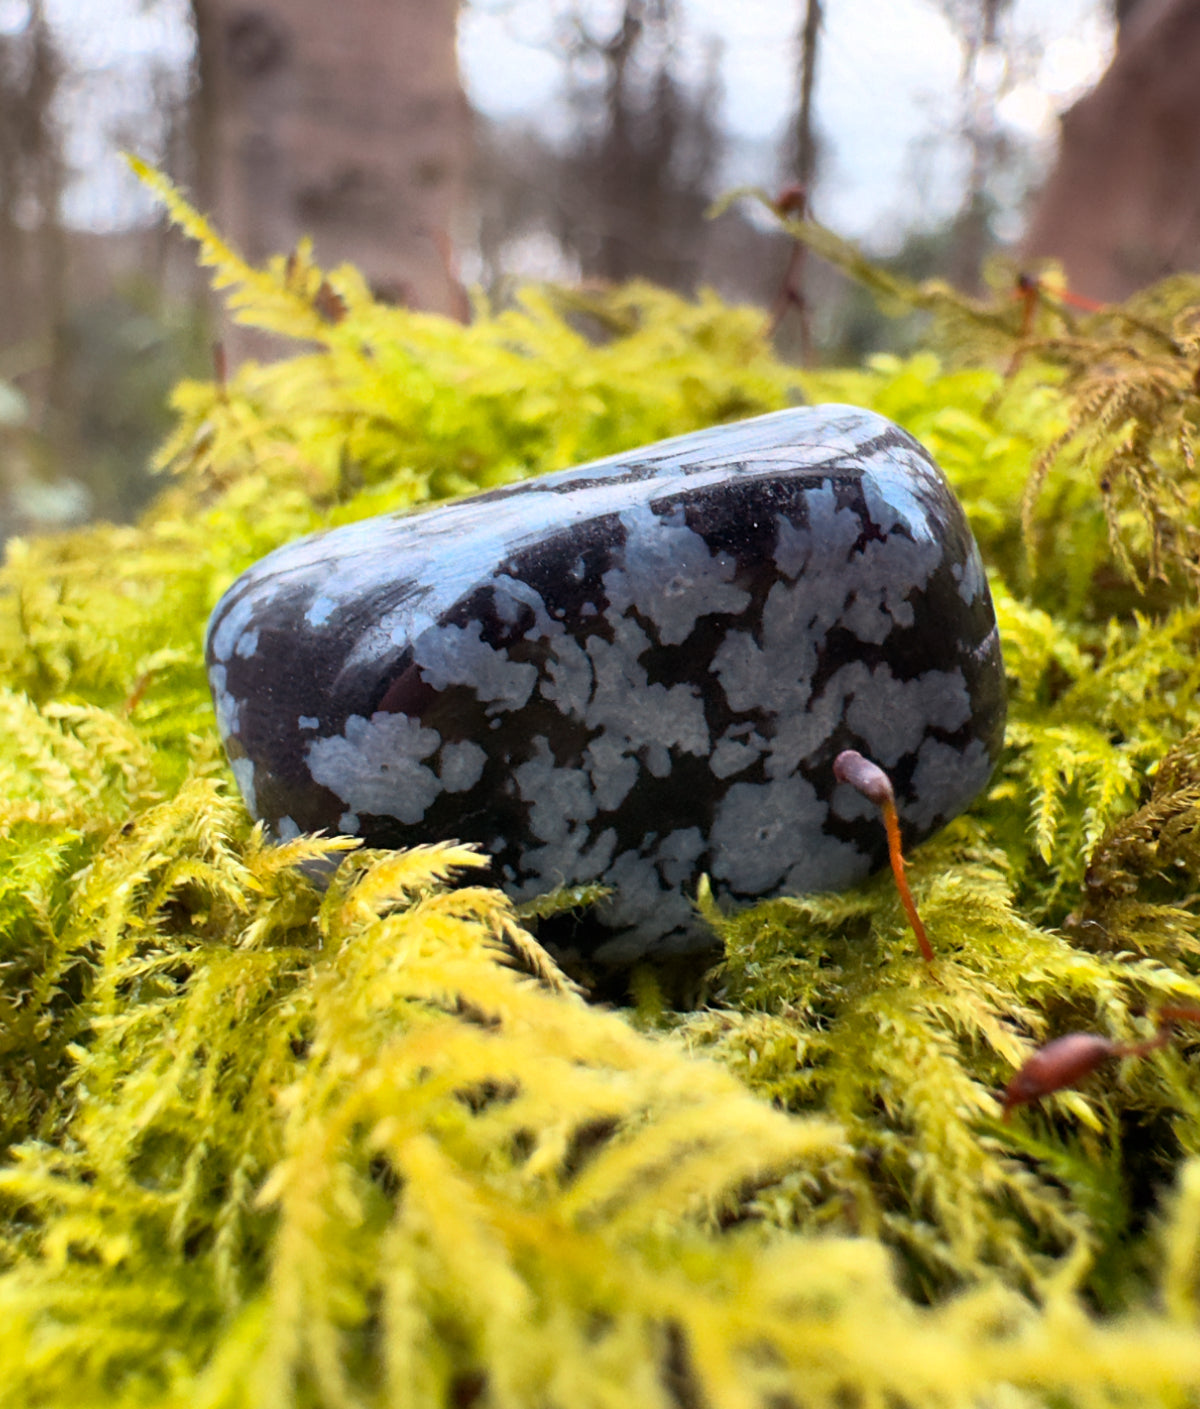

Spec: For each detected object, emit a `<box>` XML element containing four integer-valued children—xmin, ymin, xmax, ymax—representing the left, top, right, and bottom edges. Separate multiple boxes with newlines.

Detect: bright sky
<box><xmin>29</xmin><ymin>0</ymin><xmax>1115</xmax><ymax>249</ymax></box>
<box><xmin>459</xmin><ymin>0</ymin><xmax>1115</xmax><ymax>247</ymax></box>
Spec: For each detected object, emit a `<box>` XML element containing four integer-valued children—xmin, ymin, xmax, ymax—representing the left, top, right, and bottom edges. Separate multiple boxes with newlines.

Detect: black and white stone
<box><xmin>207</xmin><ymin>405</ymin><xmax>1005</xmax><ymax>961</ymax></box>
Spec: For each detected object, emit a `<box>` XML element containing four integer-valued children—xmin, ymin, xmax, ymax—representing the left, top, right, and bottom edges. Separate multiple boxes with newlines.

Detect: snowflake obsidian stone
<box><xmin>207</xmin><ymin>405</ymin><xmax>1005</xmax><ymax>961</ymax></box>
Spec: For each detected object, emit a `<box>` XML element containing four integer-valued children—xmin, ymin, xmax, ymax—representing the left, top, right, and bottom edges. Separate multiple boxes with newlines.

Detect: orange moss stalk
<box><xmin>833</xmin><ymin>749</ymin><xmax>934</xmax><ymax>963</ymax></box>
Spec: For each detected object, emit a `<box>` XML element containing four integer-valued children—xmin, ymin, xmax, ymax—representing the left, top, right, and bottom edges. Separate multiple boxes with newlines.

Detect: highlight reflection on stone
<box><xmin>207</xmin><ymin>405</ymin><xmax>1006</xmax><ymax>961</ymax></box>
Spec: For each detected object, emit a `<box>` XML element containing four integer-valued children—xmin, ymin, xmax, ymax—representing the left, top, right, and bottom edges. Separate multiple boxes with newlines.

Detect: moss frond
<box><xmin>758</xmin><ymin>189</ymin><xmax>1200</xmax><ymax>604</ymax></box>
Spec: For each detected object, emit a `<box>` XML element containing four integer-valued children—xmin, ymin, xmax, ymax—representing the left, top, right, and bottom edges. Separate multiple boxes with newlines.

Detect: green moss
<box><xmin>1</xmin><ymin>167</ymin><xmax>1200</xmax><ymax>1404</ymax></box>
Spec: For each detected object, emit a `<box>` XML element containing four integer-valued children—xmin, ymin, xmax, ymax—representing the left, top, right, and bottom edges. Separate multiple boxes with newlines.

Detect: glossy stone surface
<box><xmin>207</xmin><ymin>405</ymin><xmax>1005</xmax><ymax>961</ymax></box>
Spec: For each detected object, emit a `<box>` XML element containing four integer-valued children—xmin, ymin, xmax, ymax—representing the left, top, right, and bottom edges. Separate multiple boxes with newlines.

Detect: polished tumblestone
<box><xmin>208</xmin><ymin>405</ymin><xmax>1006</xmax><ymax>961</ymax></box>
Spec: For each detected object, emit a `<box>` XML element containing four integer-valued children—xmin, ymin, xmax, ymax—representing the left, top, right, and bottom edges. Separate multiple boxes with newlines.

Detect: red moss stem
<box><xmin>880</xmin><ymin>795</ymin><xmax>935</xmax><ymax>964</ymax></box>
<box><xmin>1001</xmin><ymin>1005</ymin><xmax>1200</xmax><ymax>1117</ymax></box>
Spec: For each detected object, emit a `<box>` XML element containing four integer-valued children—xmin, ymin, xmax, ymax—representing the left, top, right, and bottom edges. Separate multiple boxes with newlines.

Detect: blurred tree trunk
<box><xmin>0</xmin><ymin>0</ymin><xmax>66</xmax><ymax>410</ymax></box>
<box><xmin>559</xmin><ymin>0</ymin><xmax>723</xmax><ymax>290</ymax></box>
<box><xmin>949</xmin><ymin>0</ymin><xmax>1011</xmax><ymax>293</ymax></box>
<box><xmin>779</xmin><ymin>0</ymin><xmax>823</xmax><ymax>364</ymax></box>
<box><xmin>189</xmin><ymin>0</ymin><xmax>470</xmax><ymax>323</ymax></box>
<box><xmin>1022</xmin><ymin>0</ymin><xmax>1200</xmax><ymax>301</ymax></box>
<box><xmin>794</xmin><ymin>0</ymin><xmax>821</xmax><ymax>193</ymax></box>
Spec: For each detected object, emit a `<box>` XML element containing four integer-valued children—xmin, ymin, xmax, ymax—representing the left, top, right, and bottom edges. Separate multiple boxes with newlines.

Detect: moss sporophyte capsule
<box><xmin>207</xmin><ymin>405</ymin><xmax>1006</xmax><ymax>962</ymax></box>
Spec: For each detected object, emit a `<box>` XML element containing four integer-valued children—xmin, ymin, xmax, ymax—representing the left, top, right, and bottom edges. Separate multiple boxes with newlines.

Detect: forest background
<box><xmin>3</xmin><ymin>0</ymin><xmax>1199</xmax><ymax>543</ymax></box>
